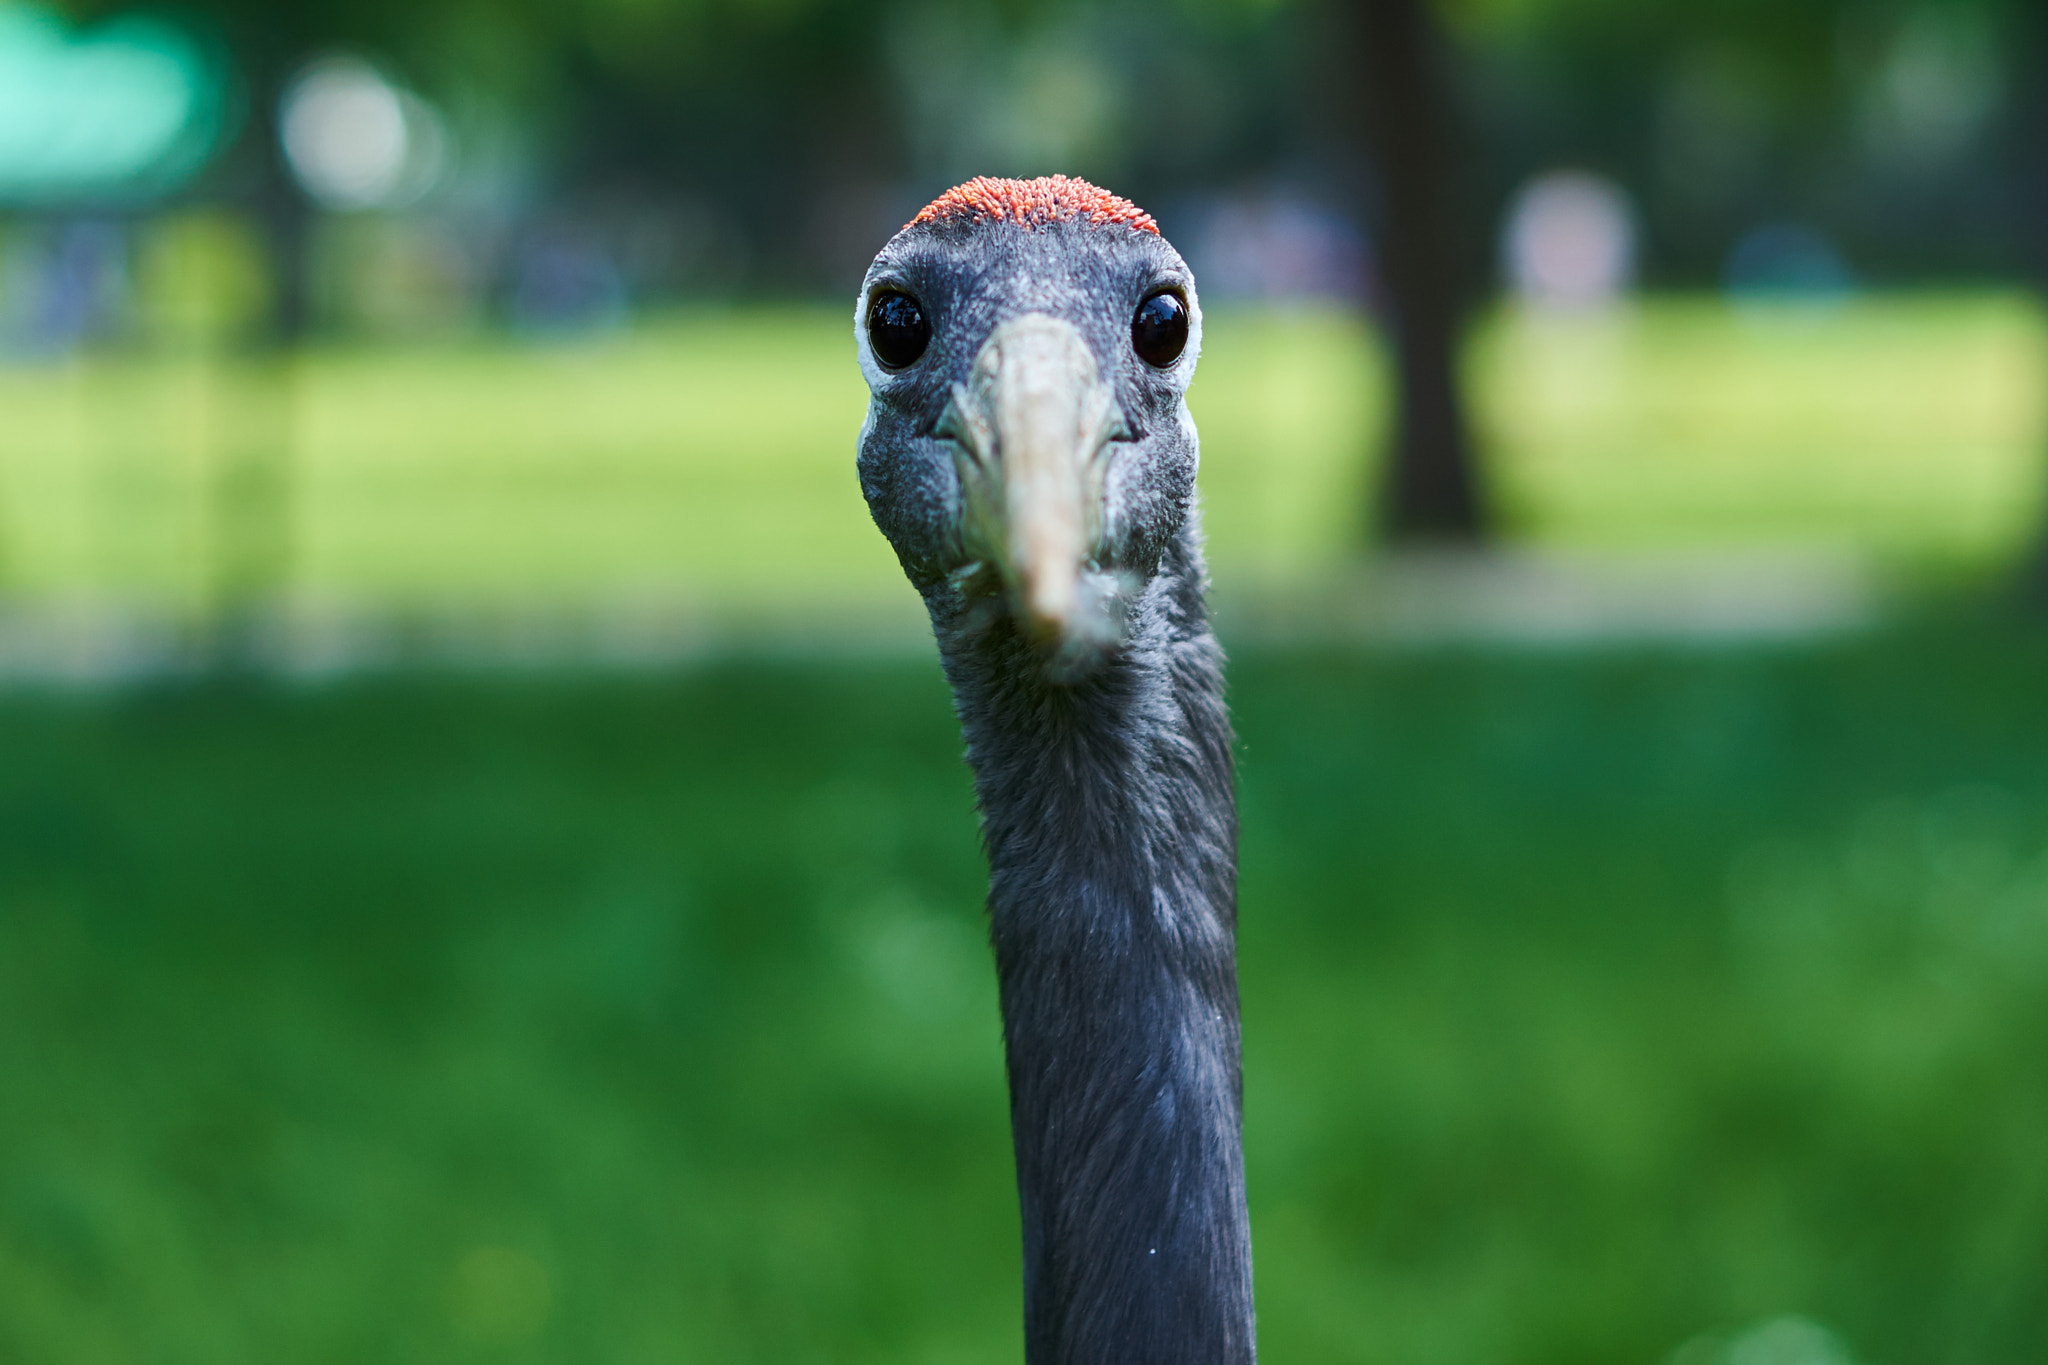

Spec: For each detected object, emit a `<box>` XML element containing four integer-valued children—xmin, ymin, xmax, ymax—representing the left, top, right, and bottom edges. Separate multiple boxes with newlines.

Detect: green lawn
<box><xmin>0</xmin><ymin>294</ymin><xmax>2040</xmax><ymax>613</ymax></box>
<box><xmin>4</xmin><ymin>628</ymin><xmax>2048</xmax><ymax>1363</ymax></box>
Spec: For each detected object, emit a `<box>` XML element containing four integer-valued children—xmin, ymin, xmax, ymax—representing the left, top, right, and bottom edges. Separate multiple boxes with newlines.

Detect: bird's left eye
<box><xmin>867</xmin><ymin>290</ymin><xmax>931</xmax><ymax>369</ymax></box>
<box><xmin>1132</xmin><ymin>290</ymin><xmax>1189</xmax><ymax>367</ymax></box>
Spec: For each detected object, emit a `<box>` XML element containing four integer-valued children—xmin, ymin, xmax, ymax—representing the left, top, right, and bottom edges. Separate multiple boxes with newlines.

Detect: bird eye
<box><xmin>1131</xmin><ymin>290</ymin><xmax>1189</xmax><ymax>368</ymax></box>
<box><xmin>866</xmin><ymin>290</ymin><xmax>930</xmax><ymax>369</ymax></box>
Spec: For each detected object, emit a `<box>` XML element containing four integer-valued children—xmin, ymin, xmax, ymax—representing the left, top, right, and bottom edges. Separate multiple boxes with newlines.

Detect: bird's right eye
<box><xmin>867</xmin><ymin>290</ymin><xmax>930</xmax><ymax>369</ymax></box>
<box><xmin>1131</xmin><ymin>289</ymin><xmax>1189</xmax><ymax>367</ymax></box>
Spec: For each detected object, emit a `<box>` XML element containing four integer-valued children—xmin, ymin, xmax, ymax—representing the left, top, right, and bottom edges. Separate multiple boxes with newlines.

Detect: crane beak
<box><xmin>936</xmin><ymin>314</ymin><xmax>1126</xmax><ymax>647</ymax></box>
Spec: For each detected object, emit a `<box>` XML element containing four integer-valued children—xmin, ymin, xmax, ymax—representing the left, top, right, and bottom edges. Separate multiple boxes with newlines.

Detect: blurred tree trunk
<box><xmin>1351</xmin><ymin>0</ymin><xmax>1488</xmax><ymax>543</ymax></box>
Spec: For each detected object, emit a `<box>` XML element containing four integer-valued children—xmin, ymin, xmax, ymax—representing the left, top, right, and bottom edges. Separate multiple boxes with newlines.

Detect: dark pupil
<box><xmin>1132</xmin><ymin>291</ymin><xmax>1189</xmax><ymax>366</ymax></box>
<box><xmin>867</xmin><ymin>291</ymin><xmax>930</xmax><ymax>368</ymax></box>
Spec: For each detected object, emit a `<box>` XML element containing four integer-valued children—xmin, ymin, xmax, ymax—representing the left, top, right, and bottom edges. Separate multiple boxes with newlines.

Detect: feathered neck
<box><xmin>923</xmin><ymin>525</ymin><xmax>1255</xmax><ymax>1365</ymax></box>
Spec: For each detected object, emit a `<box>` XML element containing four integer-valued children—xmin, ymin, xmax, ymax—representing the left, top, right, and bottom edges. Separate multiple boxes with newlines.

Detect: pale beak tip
<box><xmin>1019</xmin><ymin>573</ymin><xmax>1079</xmax><ymax>643</ymax></box>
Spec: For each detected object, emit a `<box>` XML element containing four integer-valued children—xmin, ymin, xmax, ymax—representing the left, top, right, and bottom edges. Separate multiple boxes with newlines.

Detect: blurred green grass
<box><xmin>5</xmin><ymin>628</ymin><xmax>2048</xmax><ymax>1363</ymax></box>
<box><xmin>0</xmin><ymin>293</ymin><xmax>2040</xmax><ymax>611</ymax></box>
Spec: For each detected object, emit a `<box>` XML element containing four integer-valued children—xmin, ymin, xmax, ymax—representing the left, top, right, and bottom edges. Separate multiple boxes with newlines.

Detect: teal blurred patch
<box><xmin>0</xmin><ymin>4</ymin><xmax>229</xmax><ymax>204</ymax></box>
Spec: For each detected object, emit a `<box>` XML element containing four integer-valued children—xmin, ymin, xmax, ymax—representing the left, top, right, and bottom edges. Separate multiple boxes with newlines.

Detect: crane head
<box><xmin>855</xmin><ymin>175</ymin><xmax>1203</xmax><ymax>663</ymax></box>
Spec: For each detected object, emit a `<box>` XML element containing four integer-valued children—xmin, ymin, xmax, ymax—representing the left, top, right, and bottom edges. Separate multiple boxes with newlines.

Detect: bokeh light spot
<box><xmin>280</xmin><ymin>54</ymin><xmax>448</xmax><ymax>211</ymax></box>
<box><xmin>1503</xmin><ymin>170</ymin><xmax>1638</xmax><ymax>312</ymax></box>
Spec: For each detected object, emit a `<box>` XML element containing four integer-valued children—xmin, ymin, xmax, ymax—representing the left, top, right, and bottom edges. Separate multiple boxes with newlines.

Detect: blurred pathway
<box><xmin>0</xmin><ymin>549</ymin><xmax>1879</xmax><ymax>683</ymax></box>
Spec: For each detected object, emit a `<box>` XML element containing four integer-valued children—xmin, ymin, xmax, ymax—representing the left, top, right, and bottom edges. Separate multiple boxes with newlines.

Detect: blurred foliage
<box><xmin>1442</xmin><ymin>0</ymin><xmax>2038</xmax><ymax>280</ymax></box>
<box><xmin>34</xmin><ymin>0</ymin><xmax>2032</xmax><ymax>288</ymax></box>
<box><xmin>45</xmin><ymin>0</ymin><xmax>1311</xmax><ymax>288</ymax></box>
<box><xmin>4</xmin><ymin>627</ymin><xmax>2048</xmax><ymax>1360</ymax></box>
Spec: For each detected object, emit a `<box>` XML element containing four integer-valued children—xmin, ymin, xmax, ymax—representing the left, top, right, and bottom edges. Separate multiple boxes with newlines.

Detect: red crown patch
<box><xmin>910</xmin><ymin>175</ymin><xmax>1159</xmax><ymax>235</ymax></box>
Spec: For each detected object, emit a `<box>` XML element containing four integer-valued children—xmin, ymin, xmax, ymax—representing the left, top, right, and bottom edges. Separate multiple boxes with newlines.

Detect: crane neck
<box><xmin>926</xmin><ymin>526</ymin><xmax>1255</xmax><ymax>1365</ymax></box>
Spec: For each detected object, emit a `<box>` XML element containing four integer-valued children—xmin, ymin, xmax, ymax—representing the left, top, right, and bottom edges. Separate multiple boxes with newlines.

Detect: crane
<box><xmin>854</xmin><ymin>175</ymin><xmax>1254</xmax><ymax>1365</ymax></box>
